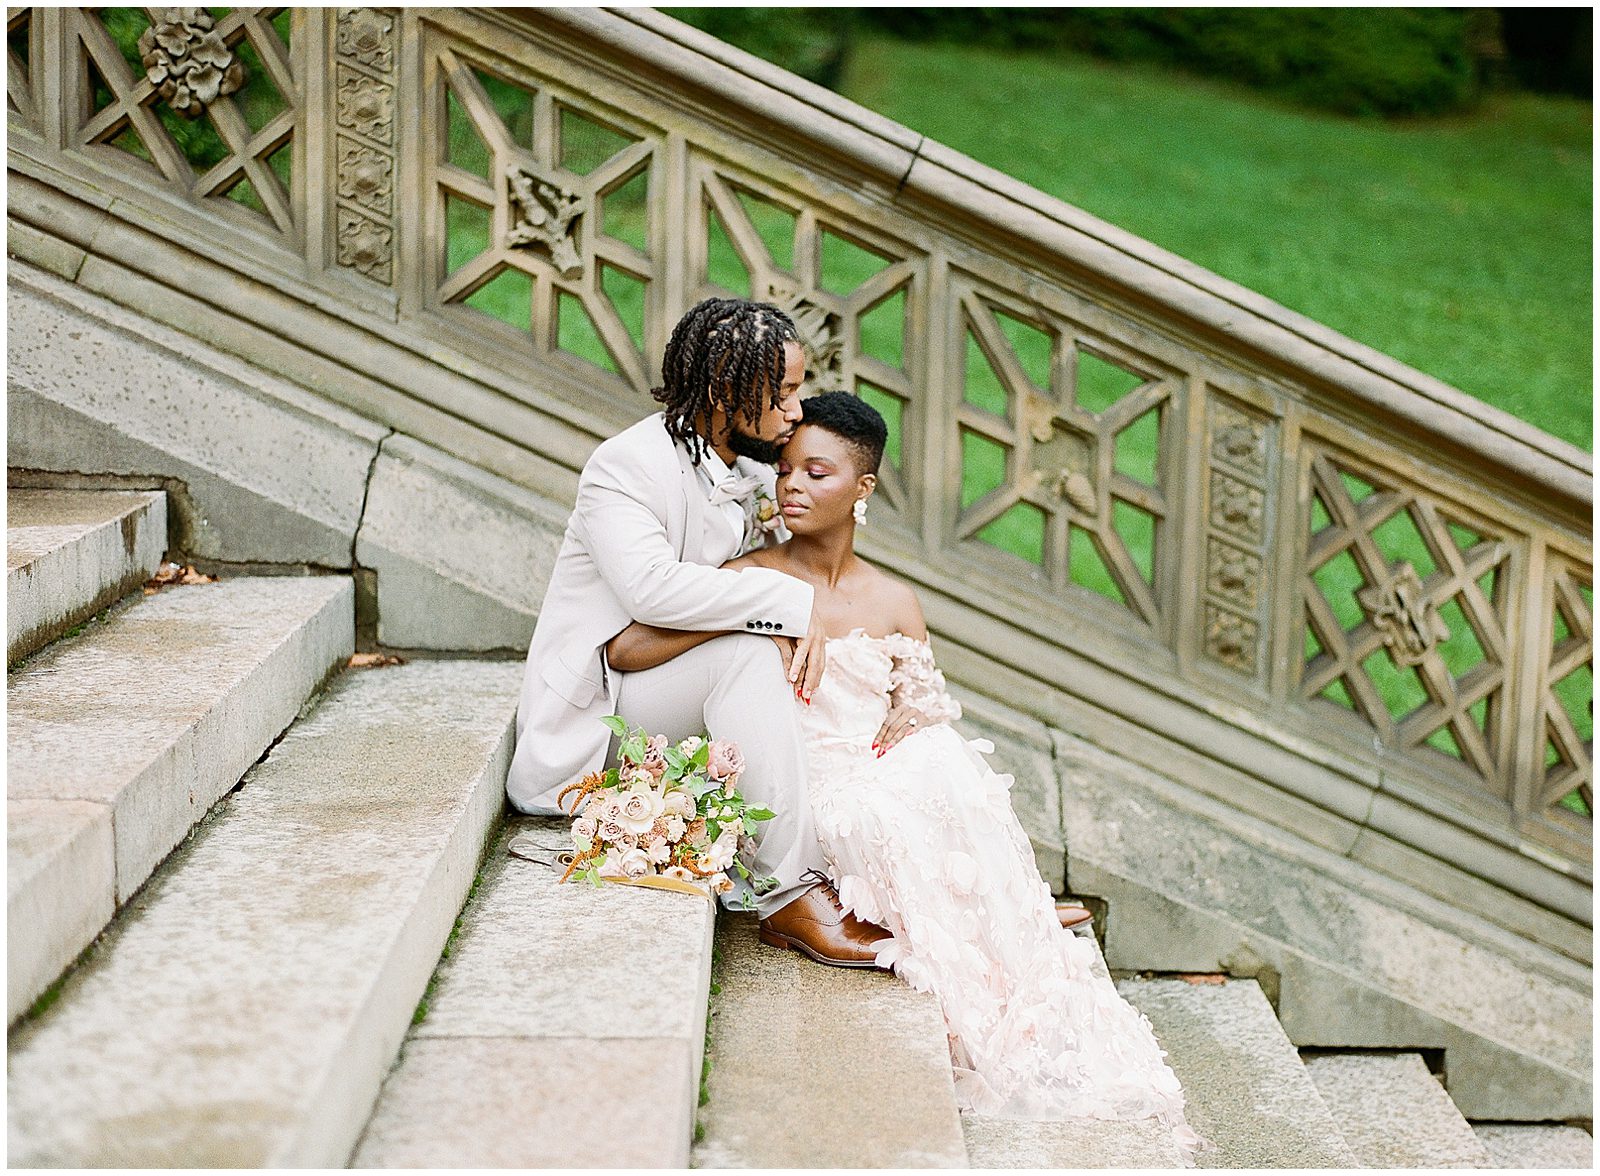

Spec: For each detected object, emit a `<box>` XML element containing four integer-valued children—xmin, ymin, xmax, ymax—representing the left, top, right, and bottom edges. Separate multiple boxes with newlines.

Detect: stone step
<box><xmin>6</xmin><ymin>574</ymin><xmax>352</xmax><ymax>1023</ymax></box>
<box><xmin>1472</xmin><ymin>1123</ymin><xmax>1594</xmax><ymax>1169</ymax></box>
<box><xmin>1117</xmin><ymin>976</ymin><xmax>1357</xmax><ymax>1169</ymax></box>
<box><xmin>692</xmin><ymin>913</ymin><xmax>968</xmax><ymax>1169</ymax></box>
<box><xmin>1062</xmin><ymin>735</ymin><xmax>1591</xmax><ymax>1122</ymax></box>
<box><xmin>7</xmin><ymin>660</ymin><xmax>521</xmax><ymax>1167</ymax></box>
<box><xmin>6</xmin><ymin>487</ymin><xmax>166</xmax><ymax>665</ymax></box>
<box><xmin>962</xmin><ymin>1113</ymin><xmax>1188</xmax><ymax>1169</ymax></box>
<box><xmin>352</xmin><ymin>816</ymin><xmax>716</xmax><ymax>1168</ymax></box>
<box><xmin>1303</xmin><ymin>1051</ymin><xmax>1489</xmax><ymax>1168</ymax></box>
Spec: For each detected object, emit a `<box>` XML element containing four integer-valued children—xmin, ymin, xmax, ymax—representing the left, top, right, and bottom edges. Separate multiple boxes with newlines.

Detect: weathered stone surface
<box><xmin>1117</xmin><ymin>977</ymin><xmax>1356</xmax><ymax>1169</ymax></box>
<box><xmin>7</xmin><ymin>488</ymin><xmax>166</xmax><ymax>664</ymax></box>
<box><xmin>1304</xmin><ymin>1052</ymin><xmax>1489</xmax><ymax>1168</ymax></box>
<box><xmin>951</xmin><ymin>685</ymin><xmax>1064</xmax><ymax>894</ymax></box>
<box><xmin>355</xmin><ymin>435</ymin><xmax>566</xmax><ymax>652</ymax></box>
<box><xmin>1473</xmin><ymin>1123</ymin><xmax>1593</xmax><ymax>1169</ymax></box>
<box><xmin>693</xmin><ymin>913</ymin><xmax>967</xmax><ymax>1169</ymax></box>
<box><xmin>6</xmin><ymin>661</ymin><xmax>520</xmax><ymax>1168</ymax></box>
<box><xmin>355</xmin><ymin>817</ymin><xmax>712</xmax><ymax>1167</ymax></box>
<box><xmin>353</xmin><ymin>1036</ymin><xmax>694</xmax><ymax>1168</ymax></box>
<box><xmin>6</xmin><ymin>576</ymin><xmax>352</xmax><ymax>1022</ymax></box>
<box><xmin>962</xmin><ymin>1113</ymin><xmax>1186</xmax><ymax>1169</ymax></box>
<box><xmin>8</xmin><ymin>577</ymin><xmax>352</xmax><ymax>896</ymax></box>
<box><xmin>7</xmin><ymin>262</ymin><xmax>386</xmax><ymax>566</ymax></box>
<box><xmin>6</xmin><ymin>800</ymin><xmax>114</xmax><ymax>1023</ymax></box>
<box><xmin>1062</xmin><ymin>733</ymin><xmax>1592</xmax><ymax>1121</ymax></box>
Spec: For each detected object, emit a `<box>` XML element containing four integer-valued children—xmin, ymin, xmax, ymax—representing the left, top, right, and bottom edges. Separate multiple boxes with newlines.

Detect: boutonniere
<box><xmin>753</xmin><ymin>488</ymin><xmax>782</xmax><ymax>535</ymax></box>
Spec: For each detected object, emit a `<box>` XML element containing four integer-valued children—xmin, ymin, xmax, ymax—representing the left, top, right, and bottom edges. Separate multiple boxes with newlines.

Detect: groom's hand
<box><xmin>789</xmin><ymin>611</ymin><xmax>828</xmax><ymax>704</ymax></box>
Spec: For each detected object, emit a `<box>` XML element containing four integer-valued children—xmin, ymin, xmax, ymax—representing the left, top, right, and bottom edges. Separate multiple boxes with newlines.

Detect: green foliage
<box><xmin>842</xmin><ymin>37</ymin><xmax>1592</xmax><ymax>452</ymax></box>
<box><xmin>858</xmin><ymin>8</ymin><xmax>1490</xmax><ymax>117</ymax></box>
<box><xmin>664</xmin><ymin>7</ymin><xmax>856</xmax><ymax>90</ymax></box>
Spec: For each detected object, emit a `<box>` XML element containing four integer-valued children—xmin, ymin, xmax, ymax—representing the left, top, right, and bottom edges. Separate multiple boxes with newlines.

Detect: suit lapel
<box><xmin>675</xmin><ymin>439</ymin><xmax>707</xmax><ymax>564</ymax></box>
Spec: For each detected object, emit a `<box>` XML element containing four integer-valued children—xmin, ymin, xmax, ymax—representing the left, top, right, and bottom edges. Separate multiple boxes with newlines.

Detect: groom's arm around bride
<box><xmin>504</xmin><ymin>298</ymin><xmax>887</xmax><ymax>966</ymax></box>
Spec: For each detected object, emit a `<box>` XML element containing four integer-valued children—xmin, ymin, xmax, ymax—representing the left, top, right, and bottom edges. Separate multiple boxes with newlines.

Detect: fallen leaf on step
<box><xmin>348</xmin><ymin>651</ymin><xmax>405</xmax><ymax>669</ymax></box>
<box><xmin>144</xmin><ymin>562</ymin><xmax>219</xmax><ymax>591</ymax></box>
<box><xmin>1175</xmin><ymin>973</ymin><xmax>1227</xmax><ymax>985</ymax></box>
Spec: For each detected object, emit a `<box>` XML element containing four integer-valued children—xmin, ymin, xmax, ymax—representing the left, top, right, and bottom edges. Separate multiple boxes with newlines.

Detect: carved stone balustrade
<box><xmin>6</xmin><ymin>6</ymin><xmax>1591</xmax><ymax>952</ymax></box>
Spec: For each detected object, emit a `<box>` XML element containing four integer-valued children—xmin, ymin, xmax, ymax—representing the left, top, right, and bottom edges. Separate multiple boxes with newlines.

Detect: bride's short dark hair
<box><xmin>652</xmin><ymin>298</ymin><xmax>800</xmax><ymax>466</ymax></box>
<box><xmin>800</xmin><ymin>392</ymin><xmax>887</xmax><ymax>474</ymax></box>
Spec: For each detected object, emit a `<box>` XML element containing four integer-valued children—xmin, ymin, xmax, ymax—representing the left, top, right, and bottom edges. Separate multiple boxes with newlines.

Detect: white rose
<box><xmin>677</xmin><ymin>735</ymin><xmax>705</xmax><ymax>757</ymax></box>
<box><xmin>701</xmin><ymin>828</ymin><xmax>739</xmax><ymax>872</ymax></box>
<box><xmin>616</xmin><ymin>846</ymin><xmax>651</xmax><ymax>879</ymax></box>
<box><xmin>662</xmin><ymin>791</ymin><xmax>694</xmax><ymax>819</ymax></box>
<box><xmin>618</xmin><ymin>788</ymin><xmax>665</xmax><ymax>835</ymax></box>
<box><xmin>572</xmin><ymin>816</ymin><xmax>598</xmax><ymax>842</ymax></box>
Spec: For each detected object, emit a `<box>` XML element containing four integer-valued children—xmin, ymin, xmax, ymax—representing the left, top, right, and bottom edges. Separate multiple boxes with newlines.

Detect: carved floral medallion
<box><xmin>137</xmin><ymin>8</ymin><xmax>244</xmax><ymax>118</ymax></box>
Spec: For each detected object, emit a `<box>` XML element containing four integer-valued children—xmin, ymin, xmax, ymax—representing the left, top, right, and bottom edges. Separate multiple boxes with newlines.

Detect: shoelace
<box><xmin>800</xmin><ymin>868</ymin><xmax>845</xmax><ymax>912</ymax></box>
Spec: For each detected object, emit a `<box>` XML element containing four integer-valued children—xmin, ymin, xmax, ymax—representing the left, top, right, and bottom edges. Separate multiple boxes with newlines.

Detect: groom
<box><xmin>507</xmin><ymin>297</ymin><xmax>888</xmax><ymax>968</ymax></box>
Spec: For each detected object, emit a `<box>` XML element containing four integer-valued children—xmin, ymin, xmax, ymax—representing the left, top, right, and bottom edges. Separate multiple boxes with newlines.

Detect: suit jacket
<box><xmin>505</xmin><ymin>413</ymin><xmax>814</xmax><ymax>813</ymax></box>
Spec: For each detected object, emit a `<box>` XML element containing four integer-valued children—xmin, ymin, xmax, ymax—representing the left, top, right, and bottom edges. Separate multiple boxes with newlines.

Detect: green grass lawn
<box><xmin>840</xmin><ymin>35</ymin><xmax>1593</xmax><ymax>453</ymax></box>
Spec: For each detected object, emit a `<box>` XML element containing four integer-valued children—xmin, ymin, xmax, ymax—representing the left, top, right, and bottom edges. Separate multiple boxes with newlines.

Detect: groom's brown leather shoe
<box><xmin>759</xmin><ymin>881</ymin><xmax>891</xmax><ymax>969</ymax></box>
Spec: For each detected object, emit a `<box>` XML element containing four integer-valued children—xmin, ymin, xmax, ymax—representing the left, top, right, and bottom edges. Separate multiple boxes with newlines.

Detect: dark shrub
<box><xmin>857</xmin><ymin>8</ymin><xmax>1490</xmax><ymax>117</ymax></box>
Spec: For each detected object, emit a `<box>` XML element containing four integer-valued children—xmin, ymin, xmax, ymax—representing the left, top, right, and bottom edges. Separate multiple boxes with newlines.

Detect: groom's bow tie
<box><xmin>707</xmin><ymin>472</ymin><xmax>764</xmax><ymax>507</ymax></box>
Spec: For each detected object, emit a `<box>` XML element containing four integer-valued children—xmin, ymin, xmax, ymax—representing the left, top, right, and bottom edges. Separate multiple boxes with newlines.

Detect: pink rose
<box><xmin>600</xmin><ymin>816</ymin><xmax>627</xmax><ymax>844</ymax></box>
<box><xmin>641</xmin><ymin>734</ymin><xmax>669</xmax><ymax>778</ymax></box>
<box><xmin>616</xmin><ymin>847</ymin><xmax>651</xmax><ymax>879</ymax></box>
<box><xmin>706</xmin><ymin>740</ymin><xmax>745</xmax><ymax>783</ymax></box>
<box><xmin>572</xmin><ymin>816</ymin><xmax>598</xmax><ymax>843</ymax></box>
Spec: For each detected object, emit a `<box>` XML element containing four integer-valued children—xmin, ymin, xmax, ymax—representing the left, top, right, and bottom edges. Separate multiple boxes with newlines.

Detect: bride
<box><xmin>606</xmin><ymin>392</ymin><xmax>1202</xmax><ymax>1159</ymax></box>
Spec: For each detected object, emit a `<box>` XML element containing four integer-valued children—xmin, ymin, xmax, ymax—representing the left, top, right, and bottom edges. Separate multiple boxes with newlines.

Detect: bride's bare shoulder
<box><xmin>861</xmin><ymin>562</ymin><xmax>928</xmax><ymax>640</ymax></box>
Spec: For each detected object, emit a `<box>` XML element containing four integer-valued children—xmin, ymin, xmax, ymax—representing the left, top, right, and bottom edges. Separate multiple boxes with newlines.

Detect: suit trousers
<box><xmin>611</xmin><ymin>632</ymin><xmax>826</xmax><ymax>917</ymax></box>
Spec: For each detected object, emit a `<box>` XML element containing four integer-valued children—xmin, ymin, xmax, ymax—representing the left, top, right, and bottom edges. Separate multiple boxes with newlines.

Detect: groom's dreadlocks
<box><xmin>652</xmin><ymin>298</ymin><xmax>801</xmax><ymax>466</ymax></box>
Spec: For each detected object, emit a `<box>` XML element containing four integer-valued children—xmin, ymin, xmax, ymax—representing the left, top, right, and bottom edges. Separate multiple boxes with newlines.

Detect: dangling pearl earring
<box><xmin>853</xmin><ymin>498</ymin><xmax>868</xmax><ymax>526</ymax></box>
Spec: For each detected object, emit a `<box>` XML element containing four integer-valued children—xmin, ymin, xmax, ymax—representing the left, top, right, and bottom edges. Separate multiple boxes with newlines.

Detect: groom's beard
<box><xmin>726</xmin><ymin>424</ymin><xmax>785</xmax><ymax>466</ymax></box>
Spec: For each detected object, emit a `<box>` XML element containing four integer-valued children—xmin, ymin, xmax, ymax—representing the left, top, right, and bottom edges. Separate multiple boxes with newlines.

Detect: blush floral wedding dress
<box><xmin>800</xmin><ymin>630</ymin><xmax>1202</xmax><ymax>1162</ymax></box>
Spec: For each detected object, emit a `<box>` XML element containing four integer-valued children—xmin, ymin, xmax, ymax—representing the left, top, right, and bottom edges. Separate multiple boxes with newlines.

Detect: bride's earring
<box><xmin>853</xmin><ymin>498</ymin><xmax>868</xmax><ymax>526</ymax></box>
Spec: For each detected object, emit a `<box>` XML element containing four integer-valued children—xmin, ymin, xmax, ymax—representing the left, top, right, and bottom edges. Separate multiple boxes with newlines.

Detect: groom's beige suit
<box><xmin>507</xmin><ymin>412</ymin><xmax>827</xmax><ymax>914</ymax></box>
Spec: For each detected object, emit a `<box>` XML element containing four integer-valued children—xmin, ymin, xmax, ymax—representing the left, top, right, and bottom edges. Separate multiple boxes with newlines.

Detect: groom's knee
<box><xmin>707</xmin><ymin>631</ymin><xmax>785</xmax><ymax>678</ymax></box>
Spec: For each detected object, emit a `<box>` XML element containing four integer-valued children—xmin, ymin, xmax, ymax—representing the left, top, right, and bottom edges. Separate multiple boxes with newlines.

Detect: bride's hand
<box><xmin>873</xmin><ymin>704</ymin><xmax>930</xmax><ymax>756</ymax></box>
<box><xmin>770</xmin><ymin>634</ymin><xmax>797</xmax><ymax>681</ymax></box>
<box><xmin>789</xmin><ymin>611</ymin><xmax>828</xmax><ymax>704</ymax></box>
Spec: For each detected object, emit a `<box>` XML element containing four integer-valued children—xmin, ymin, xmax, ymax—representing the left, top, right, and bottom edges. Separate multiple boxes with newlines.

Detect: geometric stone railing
<box><xmin>7</xmin><ymin>7</ymin><xmax>1590</xmax><ymax>948</ymax></box>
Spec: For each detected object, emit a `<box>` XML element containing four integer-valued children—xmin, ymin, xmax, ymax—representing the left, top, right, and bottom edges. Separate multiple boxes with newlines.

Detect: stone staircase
<box><xmin>6</xmin><ymin>483</ymin><xmax>1594</xmax><ymax>1168</ymax></box>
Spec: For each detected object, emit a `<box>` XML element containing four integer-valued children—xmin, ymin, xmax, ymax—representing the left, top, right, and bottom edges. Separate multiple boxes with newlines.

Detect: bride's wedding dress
<box><xmin>801</xmin><ymin>630</ymin><xmax>1202</xmax><ymax>1161</ymax></box>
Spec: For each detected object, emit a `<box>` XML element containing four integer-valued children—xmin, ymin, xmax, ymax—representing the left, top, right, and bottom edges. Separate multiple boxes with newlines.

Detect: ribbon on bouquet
<box><xmin>507</xmin><ymin>831</ymin><xmax>714</xmax><ymax>901</ymax></box>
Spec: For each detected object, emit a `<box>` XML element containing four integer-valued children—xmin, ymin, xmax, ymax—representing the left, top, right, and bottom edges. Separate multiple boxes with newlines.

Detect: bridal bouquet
<box><xmin>556</xmin><ymin>716</ymin><xmax>775</xmax><ymax>904</ymax></box>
